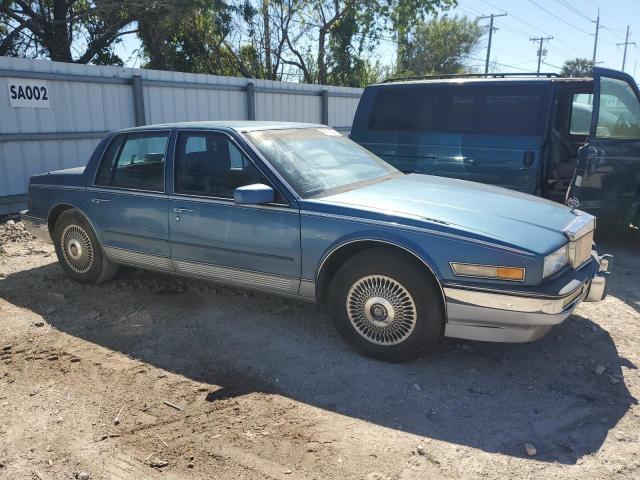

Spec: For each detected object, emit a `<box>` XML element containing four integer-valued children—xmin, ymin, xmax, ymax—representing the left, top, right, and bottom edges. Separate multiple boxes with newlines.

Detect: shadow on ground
<box><xmin>0</xmin><ymin>257</ymin><xmax>637</xmax><ymax>465</ymax></box>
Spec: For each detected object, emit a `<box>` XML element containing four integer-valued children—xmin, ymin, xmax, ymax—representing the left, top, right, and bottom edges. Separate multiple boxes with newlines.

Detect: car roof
<box><xmin>369</xmin><ymin>77</ymin><xmax>593</xmax><ymax>88</ymax></box>
<box><xmin>120</xmin><ymin>121</ymin><xmax>325</xmax><ymax>133</ymax></box>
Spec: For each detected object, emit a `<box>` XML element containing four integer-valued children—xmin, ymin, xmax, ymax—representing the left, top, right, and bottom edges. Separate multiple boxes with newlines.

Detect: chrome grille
<box><xmin>569</xmin><ymin>230</ymin><xmax>593</xmax><ymax>268</ymax></box>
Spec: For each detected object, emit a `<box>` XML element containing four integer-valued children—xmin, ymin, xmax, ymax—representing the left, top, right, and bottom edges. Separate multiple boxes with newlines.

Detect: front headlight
<box><xmin>543</xmin><ymin>244</ymin><xmax>569</xmax><ymax>278</ymax></box>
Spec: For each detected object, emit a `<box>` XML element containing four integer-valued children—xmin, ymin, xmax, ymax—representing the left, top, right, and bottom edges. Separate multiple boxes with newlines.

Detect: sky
<box><xmin>115</xmin><ymin>0</ymin><xmax>640</xmax><ymax>83</ymax></box>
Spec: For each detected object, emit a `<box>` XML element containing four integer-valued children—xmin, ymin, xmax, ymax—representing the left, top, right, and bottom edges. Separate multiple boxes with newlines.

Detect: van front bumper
<box><xmin>443</xmin><ymin>252</ymin><xmax>611</xmax><ymax>343</ymax></box>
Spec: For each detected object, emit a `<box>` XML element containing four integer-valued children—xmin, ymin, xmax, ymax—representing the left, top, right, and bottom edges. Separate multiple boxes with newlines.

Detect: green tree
<box><xmin>397</xmin><ymin>15</ymin><xmax>482</xmax><ymax>76</ymax></box>
<box><xmin>0</xmin><ymin>0</ymin><xmax>184</xmax><ymax>64</ymax></box>
<box><xmin>561</xmin><ymin>58</ymin><xmax>594</xmax><ymax>78</ymax></box>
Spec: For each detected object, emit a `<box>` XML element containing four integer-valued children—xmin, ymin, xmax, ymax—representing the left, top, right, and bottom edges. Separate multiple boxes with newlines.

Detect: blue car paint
<box><xmin>25</xmin><ymin>121</ymin><xmax>610</xmax><ymax>344</ymax></box>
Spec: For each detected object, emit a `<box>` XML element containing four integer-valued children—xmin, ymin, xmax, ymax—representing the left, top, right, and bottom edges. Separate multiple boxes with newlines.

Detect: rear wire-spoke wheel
<box><xmin>60</xmin><ymin>224</ymin><xmax>94</xmax><ymax>273</ymax></box>
<box><xmin>329</xmin><ymin>247</ymin><xmax>444</xmax><ymax>362</ymax></box>
<box><xmin>347</xmin><ymin>275</ymin><xmax>417</xmax><ymax>346</ymax></box>
<box><xmin>53</xmin><ymin>209</ymin><xmax>118</xmax><ymax>284</ymax></box>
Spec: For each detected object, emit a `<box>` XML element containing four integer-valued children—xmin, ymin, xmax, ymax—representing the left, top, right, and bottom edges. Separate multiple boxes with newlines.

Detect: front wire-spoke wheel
<box><xmin>329</xmin><ymin>247</ymin><xmax>444</xmax><ymax>362</ymax></box>
<box><xmin>347</xmin><ymin>275</ymin><xmax>417</xmax><ymax>346</ymax></box>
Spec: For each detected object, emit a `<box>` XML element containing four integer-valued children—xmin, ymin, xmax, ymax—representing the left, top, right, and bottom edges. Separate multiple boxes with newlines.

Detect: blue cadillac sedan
<box><xmin>23</xmin><ymin>122</ymin><xmax>611</xmax><ymax>361</ymax></box>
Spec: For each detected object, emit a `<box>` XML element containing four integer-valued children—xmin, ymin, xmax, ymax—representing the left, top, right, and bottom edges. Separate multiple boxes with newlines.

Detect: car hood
<box><xmin>312</xmin><ymin>173</ymin><xmax>579</xmax><ymax>254</ymax></box>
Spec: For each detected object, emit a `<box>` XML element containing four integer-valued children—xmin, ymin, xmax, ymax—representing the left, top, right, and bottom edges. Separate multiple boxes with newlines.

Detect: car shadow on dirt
<box><xmin>1</xmin><ymin>262</ymin><xmax>637</xmax><ymax>465</ymax></box>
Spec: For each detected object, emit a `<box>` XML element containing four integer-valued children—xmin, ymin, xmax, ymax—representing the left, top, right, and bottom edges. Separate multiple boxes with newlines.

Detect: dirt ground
<box><xmin>0</xmin><ymin>221</ymin><xmax>638</xmax><ymax>480</ymax></box>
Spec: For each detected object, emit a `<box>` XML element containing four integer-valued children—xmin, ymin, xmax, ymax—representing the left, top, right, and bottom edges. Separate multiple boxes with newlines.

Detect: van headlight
<box><xmin>543</xmin><ymin>244</ymin><xmax>569</xmax><ymax>278</ymax></box>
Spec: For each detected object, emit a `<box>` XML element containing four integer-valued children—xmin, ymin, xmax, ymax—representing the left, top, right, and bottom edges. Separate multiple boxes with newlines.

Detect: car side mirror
<box><xmin>233</xmin><ymin>184</ymin><xmax>275</xmax><ymax>205</ymax></box>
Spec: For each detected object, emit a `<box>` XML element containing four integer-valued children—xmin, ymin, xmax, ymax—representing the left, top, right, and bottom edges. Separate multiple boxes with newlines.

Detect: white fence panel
<box><xmin>0</xmin><ymin>56</ymin><xmax>363</xmax><ymax>214</ymax></box>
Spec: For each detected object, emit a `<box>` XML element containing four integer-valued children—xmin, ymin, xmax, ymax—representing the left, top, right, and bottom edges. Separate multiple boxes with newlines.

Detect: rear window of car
<box><xmin>368</xmin><ymin>84</ymin><xmax>546</xmax><ymax>136</ymax></box>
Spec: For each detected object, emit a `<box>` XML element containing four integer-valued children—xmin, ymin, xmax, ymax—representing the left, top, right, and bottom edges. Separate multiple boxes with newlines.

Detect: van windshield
<box><xmin>246</xmin><ymin>128</ymin><xmax>400</xmax><ymax>198</ymax></box>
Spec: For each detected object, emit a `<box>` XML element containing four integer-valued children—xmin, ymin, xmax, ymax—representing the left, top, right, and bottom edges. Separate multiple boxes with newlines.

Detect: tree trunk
<box><xmin>262</xmin><ymin>0</ymin><xmax>273</xmax><ymax>79</ymax></box>
<box><xmin>47</xmin><ymin>0</ymin><xmax>72</xmax><ymax>62</ymax></box>
<box><xmin>318</xmin><ymin>25</ymin><xmax>329</xmax><ymax>85</ymax></box>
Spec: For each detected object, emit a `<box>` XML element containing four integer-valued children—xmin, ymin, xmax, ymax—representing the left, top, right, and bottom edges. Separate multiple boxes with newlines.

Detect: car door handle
<box><xmin>173</xmin><ymin>208</ymin><xmax>197</xmax><ymax>213</ymax></box>
<box><xmin>91</xmin><ymin>198</ymin><xmax>111</xmax><ymax>204</ymax></box>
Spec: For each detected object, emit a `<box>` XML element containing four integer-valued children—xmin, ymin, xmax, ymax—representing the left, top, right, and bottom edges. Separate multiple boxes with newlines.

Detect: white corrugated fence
<box><xmin>0</xmin><ymin>56</ymin><xmax>363</xmax><ymax>214</ymax></box>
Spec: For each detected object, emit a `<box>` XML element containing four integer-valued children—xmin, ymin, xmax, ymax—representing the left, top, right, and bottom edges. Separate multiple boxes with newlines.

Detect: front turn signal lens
<box><xmin>451</xmin><ymin>263</ymin><xmax>525</xmax><ymax>282</ymax></box>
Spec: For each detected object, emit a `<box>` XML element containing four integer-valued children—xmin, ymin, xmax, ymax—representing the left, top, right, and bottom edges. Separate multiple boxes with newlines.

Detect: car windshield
<box><xmin>245</xmin><ymin>127</ymin><xmax>399</xmax><ymax>198</ymax></box>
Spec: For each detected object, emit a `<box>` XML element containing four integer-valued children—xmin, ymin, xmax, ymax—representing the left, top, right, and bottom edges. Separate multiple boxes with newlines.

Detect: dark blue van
<box><xmin>350</xmin><ymin>68</ymin><xmax>640</xmax><ymax>230</ymax></box>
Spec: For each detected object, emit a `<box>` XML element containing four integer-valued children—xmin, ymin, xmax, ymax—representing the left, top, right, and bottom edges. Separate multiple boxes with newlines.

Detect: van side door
<box><xmin>350</xmin><ymin>85</ymin><xmax>445</xmax><ymax>174</ymax></box>
<box><xmin>438</xmin><ymin>84</ymin><xmax>547</xmax><ymax>194</ymax></box>
<box><xmin>567</xmin><ymin>67</ymin><xmax>640</xmax><ymax>226</ymax></box>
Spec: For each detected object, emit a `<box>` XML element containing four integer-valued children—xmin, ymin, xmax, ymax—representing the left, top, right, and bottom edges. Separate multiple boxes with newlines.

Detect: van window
<box><xmin>368</xmin><ymin>88</ymin><xmax>445</xmax><ymax>132</ymax></box>
<box><xmin>446</xmin><ymin>86</ymin><xmax>545</xmax><ymax>136</ymax></box>
<box><xmin>447</xmin><ymin>94</ymin><xmax>477</xmax><ymax>133</ymax></box>
<box><xmin>570</xmin><ymin>93</ymin><xmax>594</xmax><ymax>135</ymax></box>
<box><xmin>483</xmin><ymin>90</ymin><xmax>545</xmax><ymax>135</ymax></box>
<box><xmin>596</xmin><ymin>77</ymin><xmax>640</xmax><ymax>139</ymax></box>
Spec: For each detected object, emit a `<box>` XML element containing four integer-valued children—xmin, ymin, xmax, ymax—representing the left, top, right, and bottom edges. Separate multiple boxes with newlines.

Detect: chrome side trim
<box><xmin>173</xmin><ymin>259</ymin><xmax>299</xmax><ymax>294</ymax></box>
<box><xmin>104</xmin><ymin>246</ymin><xmax>173</xmax><ymax>271</ymax></box>
<box><xmin>301</xmin><ymin>210</ymin><xmax>534</xmax><ymax>257</ymax></box>
<box><xmin>30</xmin><ymin>184</ymin><xmax>84</xmax><ymax>191</ymax></box>
<box><xmin>22</xmin><ymin>215</ymin><xmax>53</xmax><ymax>243</ymax></box>
<box><xmin>86</xmin><ymin>186</ymin><xmax>168</xmax><ymax>199</ymax></box>
<box><xmin>167</xmin><ymin>194</ymin><xmax>294</xmax><ymax>213</ymax></box>
<box><xmin>563</xmin><ymin>210</ymin><xmax>596</xmax><ymax>241</ymax></box>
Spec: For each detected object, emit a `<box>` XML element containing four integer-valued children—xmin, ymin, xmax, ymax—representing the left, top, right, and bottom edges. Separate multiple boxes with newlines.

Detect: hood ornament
<box><xmin>567</xmin><ymin>196</ymin><xmax>580</xmax><ymax>210</ymax></box>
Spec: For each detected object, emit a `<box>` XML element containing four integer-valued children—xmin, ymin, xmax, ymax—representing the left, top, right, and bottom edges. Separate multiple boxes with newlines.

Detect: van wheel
<box><xmin>53</xmin><ymin>210</ymin><xmax>118</xmax><ymax>284</ymax></box>
<box><xmin>328</xmin><ymin>248</ymin><xmax>444</xmax><ymax>362</ymax></box>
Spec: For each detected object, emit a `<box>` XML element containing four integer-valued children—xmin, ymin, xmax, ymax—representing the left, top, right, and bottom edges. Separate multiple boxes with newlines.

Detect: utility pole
<box><xmin>530</xmin><ymin>36</ymin><xmax>554</xmax><ymax>75</ymax></box>
<box><xmin>617</xmin><ymin>25</ymin><xmax>636</xmax><ymax>72</ymax></box>
<box><xmin>592</xmin><ymin>9</ymin><xmax>600</xmax><ymax>64</ymax></box>
<box><xmin>479</xmin><ymin>13</ymin><xmax>508</xmax><ymax>74</ymax></box>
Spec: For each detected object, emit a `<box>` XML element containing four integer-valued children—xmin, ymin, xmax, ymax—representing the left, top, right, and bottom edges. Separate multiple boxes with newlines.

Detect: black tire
<box><xmin>328</xmin><ymin>247</ymin><xmax>444</xmax><ymax>362</ymax></box>
<box><xmin>53</xmin><ymin>209</ymin><xmax>118</xmax><ymax>284</ymax></box>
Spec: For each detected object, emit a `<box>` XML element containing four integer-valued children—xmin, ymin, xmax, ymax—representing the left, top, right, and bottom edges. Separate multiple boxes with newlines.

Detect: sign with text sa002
<box><xmin>7</xmin><ymin>79</ymin><xmax>51</xmax><ymax>108</ymax></box>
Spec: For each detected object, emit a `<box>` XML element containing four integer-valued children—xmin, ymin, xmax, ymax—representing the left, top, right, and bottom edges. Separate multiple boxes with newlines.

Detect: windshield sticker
<box><xmin>317</xmin><ymin>128</ymin><xmax>341</xmax><ymax>136</ymax></box>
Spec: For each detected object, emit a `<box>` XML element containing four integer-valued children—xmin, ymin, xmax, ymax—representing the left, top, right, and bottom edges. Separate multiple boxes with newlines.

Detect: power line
<box><xmin>527</xmin><ymin>0</ymin><xmax>593</xmax><ymax>35</ymax></box>
<box><xmin>555</xmin><ymin>0</ymin><xmax>593</xmax><ymax>23</ymax></box>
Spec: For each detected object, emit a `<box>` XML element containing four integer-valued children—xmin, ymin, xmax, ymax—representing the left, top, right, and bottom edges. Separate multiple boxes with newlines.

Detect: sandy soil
<box><xmin>0</xmin><ymin>221</ymin><xmax>639</xmax><ymax>480</ymax></box>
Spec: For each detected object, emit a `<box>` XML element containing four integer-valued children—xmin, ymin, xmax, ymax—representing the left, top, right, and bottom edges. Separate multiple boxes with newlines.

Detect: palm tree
<box><xmin>561</xmin><ymin>58</ymin><xmax>594</xmax><ymax>77</ymax></box>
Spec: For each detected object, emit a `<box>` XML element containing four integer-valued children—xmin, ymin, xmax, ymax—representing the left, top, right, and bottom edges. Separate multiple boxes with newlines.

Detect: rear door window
<box><xmin>95</xmin><ymin>132</ymin><xmax>169</xmax><ymax>191</ymax></box>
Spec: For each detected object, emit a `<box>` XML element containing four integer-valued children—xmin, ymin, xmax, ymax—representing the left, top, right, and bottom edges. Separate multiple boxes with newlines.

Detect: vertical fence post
<box><xmin>132</xmin><ymin>75</ymin><xmax>146</xmax><ymax>126</ymax></box>
<box><xmin>321</xmin><ymin>89</ymin><xmax>329</xmax><ymax>125</ymax></box>
<box><xmin>246</xmin><ymin>82</ymin><xmax>256</xmax><ymax>120</ymax></box>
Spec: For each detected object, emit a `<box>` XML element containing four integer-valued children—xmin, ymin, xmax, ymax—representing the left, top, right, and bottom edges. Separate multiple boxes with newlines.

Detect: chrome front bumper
<box><xmin>22</xmin><ymin>215</ymin><xmax>53</xmax><ymax>244</ymax></box>
<box><xmin>444</xmin><ymin>252</ymin><xmax>611</xmax><ymax>343</ymax></box>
